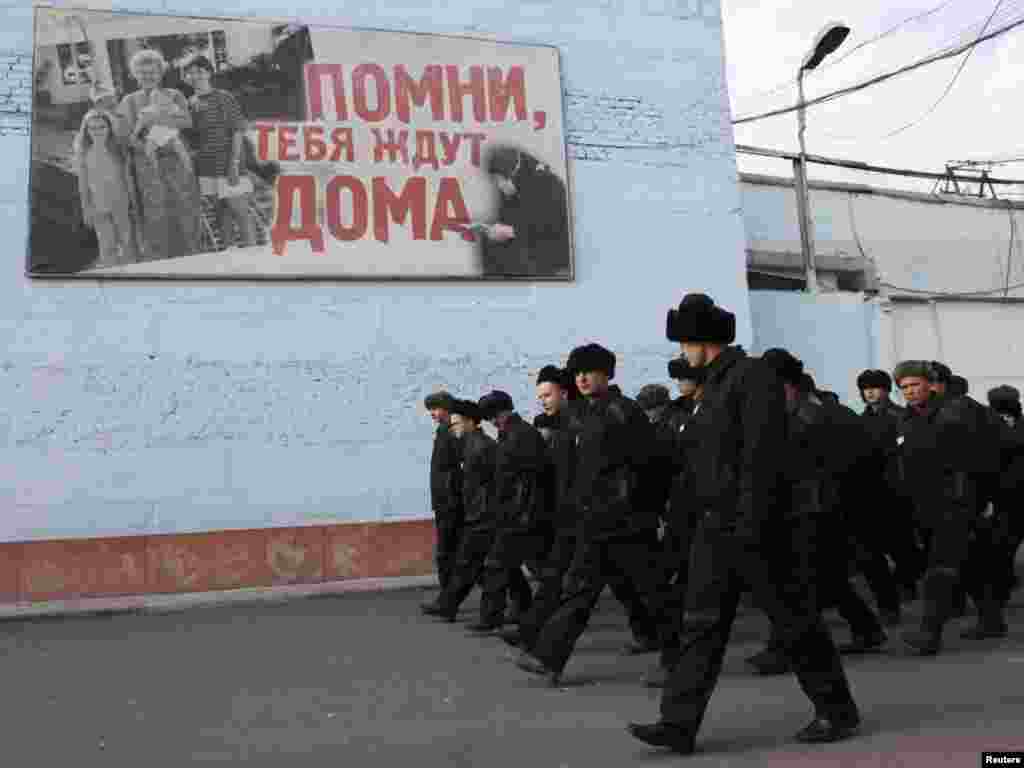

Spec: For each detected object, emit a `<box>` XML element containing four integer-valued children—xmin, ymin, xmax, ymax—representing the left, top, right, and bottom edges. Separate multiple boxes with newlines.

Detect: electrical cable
<box><xmin>731</xmin><ymin>13</ymin><xmax>1024</xmax><ymax>126</ymax></box>
<box><xmin>731</xmin><ymin>0</ymin><xmax>960</xmax><ymax>108</ymax></box>
<box><xmin>877</xmin><ymin>0</ymin><xmax>1006</xmax><ymax>139</ymax></box>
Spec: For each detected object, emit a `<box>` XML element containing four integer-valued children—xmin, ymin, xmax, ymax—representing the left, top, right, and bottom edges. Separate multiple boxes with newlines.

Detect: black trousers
<box><xmin>884</xmin><ymin>500</ymin><xmax>927</xmax><ymax>588</ymax></box>
<box><xmin>994</xmin><ymin>496</ymin><xmax>1024</xmax><ymax>603</ymax></box>
<box><xmin>913</xmin><ymin>494</ymin><xmax>977</xmax><ymax>633</ymax></box>
<box><xmin>433</xmin><ymin>510</ymin><xmax>463</xmax><ymax>592</ymax></box>
<box><xmin>531</xmin><ymin>530</ymin><xmax>661</xmax><ymax>676</ymax></box>
<box><xmin>517</xmin><ymin>529</ymin><xmax>576</xmax><ymax>651</ymax></box>
<box><xmin>651</xmin><ymin>508</ymin><xmax>700</xmax><ymax>669</ymax></box>
<box><xmin>960</xmin><ymin>508</ymin><xmax>1015</xmax><ymax>619</ymax></box>
<box><xmin>660</xmin><ymin>524</ymin><xmax>859</xmax><ymax>730</ymax></box>
<box><xmin>479</xmin><ymin>526</ymin><xmax>549</xmax><ymax>626</ymax></box>
<box><xmin>437</xmin><ymin>523</ymin><xmax>497</xmax><ymax>619</ymax></box>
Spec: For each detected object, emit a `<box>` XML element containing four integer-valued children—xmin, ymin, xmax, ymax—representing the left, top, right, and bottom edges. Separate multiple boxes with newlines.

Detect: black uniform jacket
<box><xmin>460</xmin><ymin>429</ymin><xmax>497</xmax><ymax>526</ymax></box>
<box><xmin>574</xmin><ymin>391</ymin><xmax>656</xmax><ymax>540</ymax></box>
<box><xmin>535</xmin><ymin>403</ymin><xmax>586</xmax><ymax>532</ymax></box>
<box><xmin>430</xmin><ymin>424</ymin><xmax>463</xmax><ymax>521</ymax></box>
<box><xmin>679</xmin><ymin>346</ymin><xmax>789</xmax><ymax>542</ymax></box>
<box><xmin>666</xmin><ymin>400</ymin><xmax>701</xmax><ymax>530</ymax></box>
<box><xmin>891</xmin><ymin>395</ymin><xmax>993</xmax><ymax>520</ymax></box>
<box><xmin>493</xmin><ymin>413</ymin><xmax>550</xmax><ymax>528</ymax></box>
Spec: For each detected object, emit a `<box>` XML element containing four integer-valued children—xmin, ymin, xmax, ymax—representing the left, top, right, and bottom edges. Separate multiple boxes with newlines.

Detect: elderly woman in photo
<box><xmin>114</xmin><ymin>48</ymin><xmax>200</xmax><ymax>261</ymax></box>
<box><xmin>476</xmin><ymin>145</ymin><xmax>571</xmax><ymax>278</ymax></box>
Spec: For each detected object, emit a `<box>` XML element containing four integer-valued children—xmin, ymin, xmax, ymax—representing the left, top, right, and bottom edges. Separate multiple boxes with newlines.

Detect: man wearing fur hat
<box><xmin>518</xmin><ymin>343</ymin><xmax>662</xmax><ymax>684</ymax></box>
<box><xmin>643</xmin><ymin>357</ymin><xmax>707</xmax><ymax>688</ymax></box>
<box><xmin>890</xmin><ymin>361</ymin><xmax>1004</xmax><ymax>652</ymax></box>
<box><xmin>424</xmin><ymin>400</ymin><xmax>498</xmax><ymax>623</ymax></box>
<box><xmin>629</xmin><ymin>295</ymin><xmax>860</xmax><ymax>753</ymax></box>
<box><xmin>421</xmin><ymin>391</ymin><xmax>464</xmax><ymax>612</ymax></box>
<box><xmin>469</xmin><ymin>390</ymin><xmax>550</xmax><ymax>634</ymax></box>
<box><xmin>505</xmin><ymin>366</ymin><xmax>586</xmax><ymax>651</ymax></box>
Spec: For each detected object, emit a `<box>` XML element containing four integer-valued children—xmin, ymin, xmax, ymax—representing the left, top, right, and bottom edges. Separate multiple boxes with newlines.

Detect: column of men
<box><xmin>420</xmin><ymin>292</ymin><xmax>1023</xmax><ymax>756</ymax></box>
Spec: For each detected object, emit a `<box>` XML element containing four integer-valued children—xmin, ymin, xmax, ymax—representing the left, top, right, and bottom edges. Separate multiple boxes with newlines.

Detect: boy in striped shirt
<box><xmin>184</xmin><ymin>55</ymin><xmax>256</xmax><ymax>249</ymax></box>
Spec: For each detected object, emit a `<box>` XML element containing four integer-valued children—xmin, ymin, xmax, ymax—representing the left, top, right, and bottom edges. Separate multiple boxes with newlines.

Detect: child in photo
<box><xmin>74</xmin><ymin>109</ymin><xmax>138</xmax><ymax>267</ymax></box>
<box><xmin>184</xmin><ymin>55</ymin><xmax>256</xmax><ymax>250</ymax></box>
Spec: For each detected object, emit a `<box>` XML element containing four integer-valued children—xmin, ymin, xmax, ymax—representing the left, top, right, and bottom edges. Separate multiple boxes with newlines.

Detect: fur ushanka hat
<box><xmin>536</xmin><ymin>365</ymin><xmax>569</xmax><ymax>388</ymax></box>
<box><xmin>948</xmin><ymin>375</ymin><xmax>968</xmax><ymax>397</ymax></box>
<box><xmin>423</xmin><ymin>390</ymin><xmax>455</xmax><ymax>411</ymax></box>
<box><xmin>666</xmin><ymin>293</ymin><xmax>736</xmax><ymax>344</ymax></box>
<box><xmin>566</xmin><ymin>343</ymin><xmax>616</xmax><ymax>379</ymax></box>
<box><xmin>478</xmin><ymin>390</ymin><xmax>515</xmax><ymax>420</ymax></box>
<box><xmin>636</xmin><ymin>384</ymin><xmax>671</xmax><ymax>411</ymax></box>
<box><xmin>893</xmin><ymin>360</ymin><xmax>933</xmax><ymax>385</ymax></box>
<box><xmin>928</xmin><ymin>361</ymin><xmax>953</xmax><ymax>384</ymax></box>
<box><xmin>988</xmin><ymin>385</ymin><xmax>1021</xmax><ymax>417</ymax></box>
<box><xmin>857</xmin><ymin>369</ymin><xmax>892</xmax><ymax>393</ymax></box>
<box><xmin>449</xmin><ymin>399</ymin><xmax>483</xmax><ymax>423</ymax></box>
<box><xmin>761</xmin><ymin>348</ymin><xmax>805</xmax><ymax>387</ymax></box>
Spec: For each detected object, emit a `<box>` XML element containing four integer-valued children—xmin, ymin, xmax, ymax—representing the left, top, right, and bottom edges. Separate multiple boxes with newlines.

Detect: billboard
<box><xmin>27</xmin><ymin>8</ymin><xmax>573</xmax><ymax>280</ymax></box>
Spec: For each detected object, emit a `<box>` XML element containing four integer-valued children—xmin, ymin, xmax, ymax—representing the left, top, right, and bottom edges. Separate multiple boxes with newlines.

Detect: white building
<box><xmin>741</xmin><ymin>172</ymin><xmax>1024</xmax><ymax>405</ymax></box>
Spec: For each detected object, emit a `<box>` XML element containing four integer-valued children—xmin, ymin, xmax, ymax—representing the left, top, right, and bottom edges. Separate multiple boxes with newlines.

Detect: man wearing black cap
<box><xmin>800</xmin><ymin>370</ymin><xmax>902</xmax><ymax>628</ymax></box>
<box><xmin>890</xmin><ymin>360</ymin><xmax>1001</xmax><ymax>654</ymax></box>
<box><xmin>858</xmin><ymin>369</ymin><xmax>902</xmax><ymax>418</ymax></box>
<box><xmin>422</xmin><ymin>390</ymin><xmax>464</xmax><ymax>612</ymax></box>
<box><xmin>928</xmin><ymin>361</ymin><xmax>953</xmax><ymax>399</ymax></box>
<box><xmin>629</xmin><ymin>295</ymin><xmax>860</xmax><ymax>753</ymax></box>
<box><xmin>470</xmin><ymin>390</ymin><xmax>550</xmax><ymax>633</ymax></box>
<box><xmin>748</xmin><ymin>350</ymin><xmax>888</xmax><ymax>675</ymax></box>
<box><xmin>477</xmin><ymin>145</ymin><xmax>571</xmax><ymax>278</ymax></box>
<box><xmin>517</xmin><ymin>343</ymin><xmax>661</xmax><ymax>684</ymax></box>
<box><xmin>424</xmin><ymin>399</ymin><xmax>499</xmax><ymax>623</ymax></box>
<box><xmin>857</xmin><ymin>368</ymin><xmax>921</xmax><ymax>599</ymax></box>
<box><xmin>505</xmin><ymin>366</ymin><xmax>585</xmax><ymax>651</ymax></box>
<box><xmin>987</xmin><ymin>386</ymin><xmax>1024</xmax><ymax>614</ymax></box>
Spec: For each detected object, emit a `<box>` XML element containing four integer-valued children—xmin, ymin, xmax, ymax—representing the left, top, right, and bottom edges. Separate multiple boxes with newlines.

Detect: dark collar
<box><xmin>703</xmin><ymin>346</ymin><xmax>746</xmax><ymax>390</ymax></box>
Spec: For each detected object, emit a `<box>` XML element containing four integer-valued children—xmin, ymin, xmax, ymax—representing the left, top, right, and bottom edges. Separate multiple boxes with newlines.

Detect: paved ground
<box><xmin>2</xmin><ymin>586</ymin><xmax>1022</xmax><ymax>767</ymax></box>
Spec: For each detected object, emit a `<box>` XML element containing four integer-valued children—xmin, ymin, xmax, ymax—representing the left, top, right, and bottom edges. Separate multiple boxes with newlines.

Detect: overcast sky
<box><xmin>721</xmin><ymin>0</ymin><xmax>1024</xmax><ymax>193</ymax></box>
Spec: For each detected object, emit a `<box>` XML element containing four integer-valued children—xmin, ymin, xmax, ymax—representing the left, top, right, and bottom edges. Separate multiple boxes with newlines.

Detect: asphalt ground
<box><xmin>2</xmin><ymin>585</ymin><xmax>1022</xmax><ymax>767</ymax></box>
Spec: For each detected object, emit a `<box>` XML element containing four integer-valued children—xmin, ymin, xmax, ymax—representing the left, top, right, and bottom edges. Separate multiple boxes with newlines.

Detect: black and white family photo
<box><xmin>29</xmin><ymin>11</ymin><xmax>312</xmax><ymax>274</ymax></box>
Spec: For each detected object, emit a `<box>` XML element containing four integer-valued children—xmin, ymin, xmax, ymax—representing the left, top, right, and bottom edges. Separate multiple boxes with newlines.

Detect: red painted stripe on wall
<box><xmin>0</xmin><ymin>519</ymin><xmax>435</xmax><ymax>605</ymax></box>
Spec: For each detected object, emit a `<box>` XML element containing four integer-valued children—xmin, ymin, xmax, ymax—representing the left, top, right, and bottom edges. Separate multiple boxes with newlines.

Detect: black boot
<box><xmin>627</xmin><ymin>723</ymin><xmax>696</xmax><ymax>754</ymax></box>
<box><xmin>901</xmin><ymin>568</ymin><xmax>956</xmax><ymax>656</ymax></box>
<box><xmin>961</xmin><ymin>588</ymin><xmax>1009</xmax><ymax>639</ymax></box>
<box><xmin>838</xmin><ymin>630</ymin><xmax>887</xmax><ymax>655</ymax></box>
<box><xmin>794</xmin><ymin>715</ymin><xmax>861</xmax><ymax>743</ymax></box>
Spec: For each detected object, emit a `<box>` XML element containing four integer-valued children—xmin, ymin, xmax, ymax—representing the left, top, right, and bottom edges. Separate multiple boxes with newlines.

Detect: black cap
<box><xmin>478</xmin><ymin>390</ymin><xmax>515</xmax><ymax>420</ymax></box>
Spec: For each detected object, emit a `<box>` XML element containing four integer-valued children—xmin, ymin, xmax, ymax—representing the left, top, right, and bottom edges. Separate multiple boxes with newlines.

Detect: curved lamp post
<box><xmin>796</xmin><ymin>22</ymin><xmax>850</xmax><ymax>293</ymax></box>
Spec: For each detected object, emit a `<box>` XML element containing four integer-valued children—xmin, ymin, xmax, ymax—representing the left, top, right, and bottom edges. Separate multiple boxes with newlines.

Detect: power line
<box><xmin>812</xmin><ymin>0</ymin><xmax>1024</xmax><ymax>142</ymax></box>
<box><xmin>730</xmin><ymin>0</ymin><xmax>960</xmax><ymax>108</ymax></box>
<box><xmin>731</xmin><ymin>13</ymin><xmax>1024</xmax><ymax>126</ymax></box>
<box><xmin>878</xmin><ymin>0</ymin><xmax>1006</xmax><ymax>139</ymax></box>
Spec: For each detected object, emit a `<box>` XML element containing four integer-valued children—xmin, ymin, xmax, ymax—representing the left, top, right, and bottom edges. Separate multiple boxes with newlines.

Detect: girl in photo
<box><xmin>74</xmin><ymin>109</ymin><xmax>138</xmax><ymax>267</ymax></box>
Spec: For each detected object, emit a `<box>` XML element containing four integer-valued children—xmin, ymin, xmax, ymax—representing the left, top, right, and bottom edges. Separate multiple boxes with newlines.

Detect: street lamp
<box><xmin>795</xmin><ymin>22</ymin><xmax>850</xmax><ymax>294</ymax></box>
